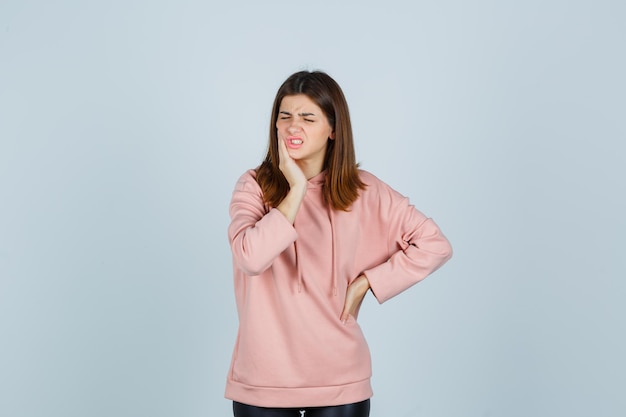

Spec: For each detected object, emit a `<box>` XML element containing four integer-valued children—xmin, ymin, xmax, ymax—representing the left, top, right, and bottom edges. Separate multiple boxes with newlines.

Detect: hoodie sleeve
<box><xmin>362</xmin><ymin>178</ymin><xmax>452</xmax><ymax>304</ymax></box>
<box><xmin>228</xmin><ymin>171</ymin><xmax>298</xmax><ymax>276</ymax></box>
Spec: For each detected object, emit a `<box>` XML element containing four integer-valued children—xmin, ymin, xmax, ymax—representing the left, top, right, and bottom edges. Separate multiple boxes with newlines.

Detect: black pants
<box><xmin>233</xmin><ymin>399</ymin><xmax>370</xmax><ymax>417</ymax></box>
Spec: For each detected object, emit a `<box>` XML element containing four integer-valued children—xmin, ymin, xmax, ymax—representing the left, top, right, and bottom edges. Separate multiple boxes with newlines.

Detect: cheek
<box><xmin>276</xmin><ymin>121</ymin><xmax>288</xmax><ymax>132</ymax></box>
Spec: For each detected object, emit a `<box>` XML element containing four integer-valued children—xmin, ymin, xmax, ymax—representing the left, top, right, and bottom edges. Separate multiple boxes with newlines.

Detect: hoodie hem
<box><xmin>224</xmin><ymin>377</ymin><xmax>373</xmax><ymax>408</ymax></box>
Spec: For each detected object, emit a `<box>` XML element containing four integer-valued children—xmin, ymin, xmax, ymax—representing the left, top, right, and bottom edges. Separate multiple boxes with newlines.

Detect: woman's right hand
<box><xmin>277</xmin><ymin>134</ymin><xmax>307</xmax><ymax>189</ymax></box>
<box><xmin>276</xmin><ymin>136</ymin><xmax>307</xmax><ymax>224</ymax></box>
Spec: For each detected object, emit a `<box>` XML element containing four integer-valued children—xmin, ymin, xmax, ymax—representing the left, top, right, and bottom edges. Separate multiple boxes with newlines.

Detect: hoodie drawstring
<box><xmin>291</xmin><ymin>172</ymin><xmax>338</xmax><ymax>296</ymax></box>
<box><xmin>294</xmin><ymin>240</ymin><xmax>303</xmax><ymax>293</ymax></box>
<box><xmin>328</xmin><ymin>204</ymin><xmax>338</xmax><ymax>297</ymax></box>
<box><xmin>293</xmin><ymin>208</ymin><xmax>338</xmax><ymax>296</ymax></box>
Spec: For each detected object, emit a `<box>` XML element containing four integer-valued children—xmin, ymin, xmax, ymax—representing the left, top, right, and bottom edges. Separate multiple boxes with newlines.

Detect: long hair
<box><xmin>256</xmin><ymin>70</ymin><xmax>365</xmax><ymax>211</ymax></box>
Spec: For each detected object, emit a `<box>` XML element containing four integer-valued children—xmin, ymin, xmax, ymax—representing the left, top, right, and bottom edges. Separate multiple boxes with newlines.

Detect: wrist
<box><xmin>289</xmin><ymin>183</ymin><xmax>307</xmax><ymax>198</ymax></box>
<box><xmin>356</xmin><ymin>275</ymin><xmax>371</xmax><ymax>293</ymax></box>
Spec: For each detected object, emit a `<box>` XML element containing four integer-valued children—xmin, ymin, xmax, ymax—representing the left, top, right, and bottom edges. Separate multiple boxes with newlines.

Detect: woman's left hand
<box><xmin>340</xmin><ymin>275</ymin><xmax>371</xmax><ymax>324</ymax></box>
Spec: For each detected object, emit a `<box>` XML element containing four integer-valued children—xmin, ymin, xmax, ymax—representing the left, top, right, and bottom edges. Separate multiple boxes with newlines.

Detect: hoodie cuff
<box><xmin>362</xmin><ymin>262</ymin><xmax>396</xmax><ymax>304</ymax></box>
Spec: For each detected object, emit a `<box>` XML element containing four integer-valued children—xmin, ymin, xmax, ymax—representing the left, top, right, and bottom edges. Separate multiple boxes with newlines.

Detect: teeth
<box><xmin>291</xmin><ymin>139</ymin><xmax>303</xmax><ymax>145</ymax></box>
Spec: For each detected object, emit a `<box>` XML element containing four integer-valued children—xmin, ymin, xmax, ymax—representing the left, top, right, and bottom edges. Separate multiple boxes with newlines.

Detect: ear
<box><xmin>329</xmin><ymin>130</ymin><xmax>336</xmax><ymax>140</ymax></box>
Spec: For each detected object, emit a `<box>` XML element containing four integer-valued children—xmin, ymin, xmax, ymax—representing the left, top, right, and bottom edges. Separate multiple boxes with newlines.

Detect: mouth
<box><xmin>286</xmin><ymin>136</ymin><xmax>303</xmax><ymax>148</ymax></box>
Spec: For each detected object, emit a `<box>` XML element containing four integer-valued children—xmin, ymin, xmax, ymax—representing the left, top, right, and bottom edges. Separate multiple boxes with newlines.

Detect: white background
<box><xmin>1</xmin><ymin>1</ymin><xmax>624</xmax><ymax>416</ymax></box>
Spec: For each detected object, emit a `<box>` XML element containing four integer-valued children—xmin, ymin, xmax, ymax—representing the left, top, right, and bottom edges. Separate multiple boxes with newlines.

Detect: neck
<box><xmin>297</xmin><ymin>160</ymin><xmax>324</xmax><ymax>180</ymax></box>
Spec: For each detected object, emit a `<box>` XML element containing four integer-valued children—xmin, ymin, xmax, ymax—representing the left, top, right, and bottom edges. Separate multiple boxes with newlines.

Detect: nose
<box><xmin>287</xmin><ymin>119</ymin><xmax>302</xmax><ymax>134</ymax></box>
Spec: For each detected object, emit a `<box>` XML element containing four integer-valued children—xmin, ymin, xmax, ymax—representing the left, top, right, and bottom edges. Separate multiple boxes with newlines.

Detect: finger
<box><xmin>340</xmin><ymin>291</ymin><xmax>354</xmax><ymax>324</ymax></box>
<box><xmin>277</xmin><ymin>136</ymin><xmax>295</xmax><ymax>174</ymax></box>
<box><xmin>340</xmin><ymin>305</ymin><xmax>350</xmax><ymax>324</ymax></box>
<box><xmin>277</xmin><ymin>135</ymin><xmax>287</xmax><ymax>163</ymax></box>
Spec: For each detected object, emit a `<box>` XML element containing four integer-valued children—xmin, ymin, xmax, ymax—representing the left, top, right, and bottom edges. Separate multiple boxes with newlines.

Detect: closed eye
<box><xmin>278</xmin><ymin>111</ymin><xmax>315</xmax><ymax>122</ymax></box>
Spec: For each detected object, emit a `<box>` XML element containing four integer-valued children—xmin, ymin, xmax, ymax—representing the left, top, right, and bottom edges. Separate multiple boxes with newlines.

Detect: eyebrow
<box><xmin>279</xmin><ymin>111</ymin><xmax>317</xmax><ymax>117</ymax></box>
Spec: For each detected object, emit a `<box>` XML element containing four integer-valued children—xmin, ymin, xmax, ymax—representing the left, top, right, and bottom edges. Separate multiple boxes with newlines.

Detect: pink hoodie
<box><xmin>224</xmin><ymin>169</ymin><xmax>452</xmax><ymax>408</ymax></box>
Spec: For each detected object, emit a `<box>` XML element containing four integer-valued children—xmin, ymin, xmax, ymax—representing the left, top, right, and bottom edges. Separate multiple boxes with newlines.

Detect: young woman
<box><xmin>225</xmin><ymin>70</ymin><xmax>452</xmax><ymax>417</ymax></box>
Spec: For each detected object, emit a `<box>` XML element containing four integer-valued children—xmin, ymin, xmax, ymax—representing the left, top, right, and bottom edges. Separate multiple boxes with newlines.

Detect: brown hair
<box><xmin>256</xmin><ymin>70</ymin><xmax>365</xmax><ymax>211</ymax></box>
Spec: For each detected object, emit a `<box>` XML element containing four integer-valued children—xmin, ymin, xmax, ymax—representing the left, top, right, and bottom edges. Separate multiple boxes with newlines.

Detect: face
<box><xmin>276</xmin><ymin>94</ymin><xmax>335</xmax><ymax>171</ymax></box>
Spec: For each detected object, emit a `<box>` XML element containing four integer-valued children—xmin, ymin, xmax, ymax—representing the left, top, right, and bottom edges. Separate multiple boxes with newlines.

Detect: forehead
<box><xmin>279</xmin><ymin>94</ymin><xmax>323</xmax><ymax>113</ymax></box>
